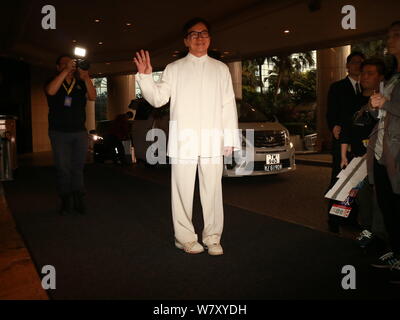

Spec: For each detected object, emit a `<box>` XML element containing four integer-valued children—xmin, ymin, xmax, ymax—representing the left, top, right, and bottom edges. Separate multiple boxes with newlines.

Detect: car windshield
<box><xmin>236</xmin><ymin>100</ymin><xmax>274</xmax><ymax>122</ymax></box>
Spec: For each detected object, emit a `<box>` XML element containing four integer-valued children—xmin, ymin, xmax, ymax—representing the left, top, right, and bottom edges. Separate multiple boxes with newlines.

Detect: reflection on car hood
<box><xmin>238</xmin><ymin>122</ymin><xmax>286</xmax><ymax>131</ymax></box>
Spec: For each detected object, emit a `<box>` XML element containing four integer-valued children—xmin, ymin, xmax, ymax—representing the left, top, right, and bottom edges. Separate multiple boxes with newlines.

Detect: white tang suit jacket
<box><xmin>136</xmin><ymin>53</ymin><xmax>240</xmax><ymax>160</ymax></box>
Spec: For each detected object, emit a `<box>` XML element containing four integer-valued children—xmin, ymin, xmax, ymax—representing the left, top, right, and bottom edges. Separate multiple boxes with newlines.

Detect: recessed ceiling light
<box><xmin>98</xmin><ymin>41</ymin><xmax>103</xmax><ymax>45</ymax></box>
<box><xmin>72</xmin><ymin>40</ymin><xmax>77</xmax><ymax>43</ymax></box>
<box><xmin>94</xmin><ymin>19</ymin><xmax>101</xmax><ymax>23</ymax></box>
<box><xmin>223</xmin><ymin>51</ymin><xmax>230</xmax><ymax>54</ymax></box>
<box><xmin>284</xmin><ymin>30</ymin><xmax>290</xmax><ymax>34</ymax></box>
<box><xmin>126</xmin><ymin>22</ymin><xmax>132</xmax><ymax>26</ymax></box>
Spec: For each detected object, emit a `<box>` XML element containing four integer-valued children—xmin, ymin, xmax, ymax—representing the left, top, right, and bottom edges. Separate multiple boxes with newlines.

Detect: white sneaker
<box><xmin>175</xmin><ymin>240</ymin><xmax>204</xmax><ymax>254</ymax></box>
<box><xmin>204</xmin><ymin>243</ymin><xmax>224</xmax><ymax>256</ymax></box>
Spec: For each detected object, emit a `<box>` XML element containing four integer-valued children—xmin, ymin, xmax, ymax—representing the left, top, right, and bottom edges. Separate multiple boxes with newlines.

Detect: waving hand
<box><xmin>134</xmin><ymin>50</ymin><xmax>153</xmax><ymax>74</ymax></box>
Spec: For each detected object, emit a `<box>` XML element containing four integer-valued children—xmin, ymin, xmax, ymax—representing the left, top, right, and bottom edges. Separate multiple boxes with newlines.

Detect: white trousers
<box><xmin>171</xmin><ymin>157</ymin><xmax>224</xmax><ymax>245</ymax></box>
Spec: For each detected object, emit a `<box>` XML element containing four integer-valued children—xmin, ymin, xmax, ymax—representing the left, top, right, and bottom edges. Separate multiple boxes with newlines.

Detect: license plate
<box><xmin>329</xmin><ymin>204</ymin><xmax>351</xmax><ymax>218</ymax></box>
<box><xmin>264</xmin><ymin>164</ymin><xmax>283</xmax><ymax>172</ymax></box>
<box><xmin>266</xmin><ymin>154</ymin><xmax>280</xmax><ymax>164</ymax></box>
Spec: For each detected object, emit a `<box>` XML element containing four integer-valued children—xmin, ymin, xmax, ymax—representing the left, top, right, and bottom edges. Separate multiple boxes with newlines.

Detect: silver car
<box><xmin>223</xmin><ymin>100</ymin><xmax>296</xmax><ymax>177</ymax></box>
<box><xmin>128</xmin><ymin>100</ymin><xmax>296</xmax><ymax>176</ymax></box>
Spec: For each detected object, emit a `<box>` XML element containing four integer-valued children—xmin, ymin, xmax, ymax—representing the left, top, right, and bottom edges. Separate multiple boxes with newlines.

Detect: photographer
<box><xmin>44</xmin><ymin>54</ymin><xmax>96</xmax><ymax>215</ymax></box>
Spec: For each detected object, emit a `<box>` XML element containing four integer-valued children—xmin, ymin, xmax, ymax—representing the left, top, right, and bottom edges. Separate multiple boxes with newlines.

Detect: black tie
<box><xmin>355</xmin><ymin>82</ymin><xmax>361</xmax><ymax>95</ymax></box>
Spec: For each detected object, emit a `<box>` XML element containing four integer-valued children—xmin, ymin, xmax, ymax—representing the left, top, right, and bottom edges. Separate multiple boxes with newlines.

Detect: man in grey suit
<box><xmin>368</xmin><ymin>21</ymin><xmax>400</xmax><ymax>282</ymax></box>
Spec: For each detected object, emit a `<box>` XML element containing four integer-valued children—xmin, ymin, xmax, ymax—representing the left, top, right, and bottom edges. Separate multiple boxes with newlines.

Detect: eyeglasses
<box><xmin>186</xmin><ymin>30</ymin><xmax>210</xmax><ymax>39</ymax></box>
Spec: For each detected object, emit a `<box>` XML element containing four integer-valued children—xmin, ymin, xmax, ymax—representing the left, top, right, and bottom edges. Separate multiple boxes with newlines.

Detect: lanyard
<box><xmin>62</xmin><ymin>78</ymin><xmax>76</xmax><ymax>96</ymax></box>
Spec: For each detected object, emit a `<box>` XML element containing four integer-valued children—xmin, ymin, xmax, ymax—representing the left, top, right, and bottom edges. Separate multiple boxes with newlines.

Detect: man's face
<box><xmin>360</xmin><ymin>65</ymin><xmax>383</xmax><ymax>90</ymax></box>
<box><xmin>346</xmin><ymin>55</ymin><xmax>364</xmax><ymax>78</ymax></box>
<box><xmin>56</xmin><ymin>56</ymin><xmax>74</xmax><ymax>74</ymax></box>
<box><xmin>387</xmin><ymin>25</ymin><xmax>400</xmax><ymax>56</ymax></box>
<box><xmin>183</xmin><ymin>22</ymin><xmax>210</xmax><ymax>57</ymax></box>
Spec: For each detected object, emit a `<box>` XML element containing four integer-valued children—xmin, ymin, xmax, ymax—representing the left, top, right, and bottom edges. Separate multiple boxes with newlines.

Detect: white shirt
<box><xmin>136</xmin><ymin>53</ymin><xmax>241</xmax><ymax>159</ymax></box>
<box><xmin>348</xmin><ymin>76</ymin><xmax>360</xmax><ymax>95</ymax></box>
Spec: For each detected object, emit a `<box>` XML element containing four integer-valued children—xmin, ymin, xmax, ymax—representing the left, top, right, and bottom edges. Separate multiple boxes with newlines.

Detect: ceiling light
<box><xmin>284</xmin><ymin>30</ymin><xmax>290</xmax><ymax>34</ymax></box>
<box><xmin>72</xmin><ymin>40</ymin><xmax>77</xmax><ymax>43</ymax></box>
<box><xmin>223</xmin><ymin>51</ymin><xmax>230</xmax><ymax>55</ymax></box>
<box><xmin>98</xmin><ymin>41</ymin><xmax>103</xmax><ymax>45</ymax></box>
<box><xmin>74</xmin><ymin>47</ymin><xmax>86</xmax><ymax>57</ymax></box>
<box><xmin>126</xmin><ymin>22</ymin><xmax>132</xmax><ymax>26</ymax></box>
<box><xmin>94</xmin><ymin>19</ymin><xmax>101</xmax><ymax>23</ymax></box>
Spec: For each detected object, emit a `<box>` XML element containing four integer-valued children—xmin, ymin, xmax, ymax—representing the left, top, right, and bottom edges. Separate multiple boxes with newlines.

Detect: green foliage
<box><xmin>352</xmin><ymin>39</ymin><xmax>385</xmax><ymax>59</ymax></box>
<box><xmin>242</xmin><ymin>52</ymin><xmax>316</xmax><ymax>131</ymax></box>
<box><xmin>242</xmin><ymin>59</ymin><xmax>259</xmax><ymax>92</ymax></box>
<box><xmin>290</xmin><ymin>69</ymin><xmax>316</xmax><ymax>105</ymax></box>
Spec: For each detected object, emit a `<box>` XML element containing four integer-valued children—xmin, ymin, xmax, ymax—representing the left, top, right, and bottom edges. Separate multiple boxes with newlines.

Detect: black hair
<box><xmin>56</xmin><ymin>54</ymin><xmax>73</xmax><ymax>65</ymax></box>
<box><xmin>346</xmin><ymin>51</ymin><xmax>365</xmax><ymax>64</ymax></box>
<box><xmin>361</xmin><ymin>58</ymin><xmax>386</xmax><ymax>75</ymax></box>
<box><xmin>182</xmin><ymin>17</ymin><xmax>211</xmax><ymax>37</ymax></box>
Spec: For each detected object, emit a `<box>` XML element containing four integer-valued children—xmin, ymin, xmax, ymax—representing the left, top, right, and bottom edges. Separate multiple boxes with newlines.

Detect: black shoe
<box><xmin>73</xmin><ymin>191</ymin><xmax>87</xmax><ymax>215</ymax></box>
<box><xmin>59</xmin><ymin>193</ymin><xmax>73</xmax><ymax>216</ymax></box>
<box><xmin>389</xmin><ymin>265</ymin><xmax>400</xmax><ymax>285</ymax></box>
<box><xmin>371</xmin><ymin>251</ymin><xmax>399</xmax><ymax>269</ymax></box>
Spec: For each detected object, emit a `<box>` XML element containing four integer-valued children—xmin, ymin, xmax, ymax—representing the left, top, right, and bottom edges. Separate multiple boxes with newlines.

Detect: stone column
<box><xmin>227</xmin><ymin>61</ymin><xmax>242</xmax><ymax>100</ymax></box>
<box><xmin>106</xmin><ymin>74</ymin><xmax>136</xmax><ymax>120</ymax></box>
<box><xmin>86</xmin><ymin>98</ymin><xmax>96</xmax><ymax>132</ymax></box>
<box><xmin>316</xmin><ymin>45</ymin><xmax>350</xmax><ymax>151</ymax></box>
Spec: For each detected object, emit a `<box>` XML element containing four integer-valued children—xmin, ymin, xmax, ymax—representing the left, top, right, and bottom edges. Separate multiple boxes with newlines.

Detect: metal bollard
<box><xmin>0</xmin><ymin>134</ymin><xmax>13</xmax><ymax>181</ymax></box>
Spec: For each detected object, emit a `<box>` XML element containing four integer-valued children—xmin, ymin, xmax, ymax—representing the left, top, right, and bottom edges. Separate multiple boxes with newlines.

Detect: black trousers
<box><xmin>49</xmin><ymin>131</ymin><xmax>88</xmax><ymax>195</ymax></box>
<box><xmin>330</xmin><ymin>138</ymin><xmax>342</xmax><ymax>185</ymax></box>
<box><xmin>374</xmin><ymin>159</ymin><xmax>400</xmax><ymax>255</ymax></box>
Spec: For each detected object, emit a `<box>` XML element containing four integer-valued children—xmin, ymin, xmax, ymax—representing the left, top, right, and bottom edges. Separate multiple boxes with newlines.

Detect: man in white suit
<box><xmin>134</xmin><ymin>17</ymin><xmax>240</xmax><ymax>255</ymax></box>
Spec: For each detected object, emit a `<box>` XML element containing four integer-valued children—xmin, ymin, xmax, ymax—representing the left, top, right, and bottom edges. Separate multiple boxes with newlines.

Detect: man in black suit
<box><xmin>326</xmin><ymin>51</ymin><xmax>365</xmax><ymax>233</ymax></box>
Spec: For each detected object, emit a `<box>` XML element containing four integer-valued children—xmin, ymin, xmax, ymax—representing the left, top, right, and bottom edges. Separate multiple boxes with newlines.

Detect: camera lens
<box><xmin>77</xmin><ymin>59</ymin><xmax>90</xmax><ymax>70</ymax></box>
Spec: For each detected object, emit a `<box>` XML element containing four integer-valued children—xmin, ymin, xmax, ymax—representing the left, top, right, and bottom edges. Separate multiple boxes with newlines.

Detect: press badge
<box><xmin>64</xmin><ymin>96</ymin><xmax>72</xmax><ymax>107</ymax></box>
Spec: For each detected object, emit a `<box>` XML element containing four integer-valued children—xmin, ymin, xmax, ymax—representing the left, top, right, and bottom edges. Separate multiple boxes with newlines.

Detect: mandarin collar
<box><xmin>186</xmin><ymin>52</ymin><xmax>208</xmax><ymax>62</ymax></box>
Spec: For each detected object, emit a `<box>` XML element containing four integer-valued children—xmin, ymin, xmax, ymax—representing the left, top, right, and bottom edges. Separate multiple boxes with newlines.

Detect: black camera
<box><xmin>75</xmin><ymin>59</ymin><xmax>90</xmax><ymax>70</ymax></box>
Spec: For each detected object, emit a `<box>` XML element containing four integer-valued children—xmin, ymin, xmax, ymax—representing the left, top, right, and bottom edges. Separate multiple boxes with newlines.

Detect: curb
<box><xmin>295</xmin><ymin>159</ymin><xmax>332</xmax><ymax>167</ymax></box>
